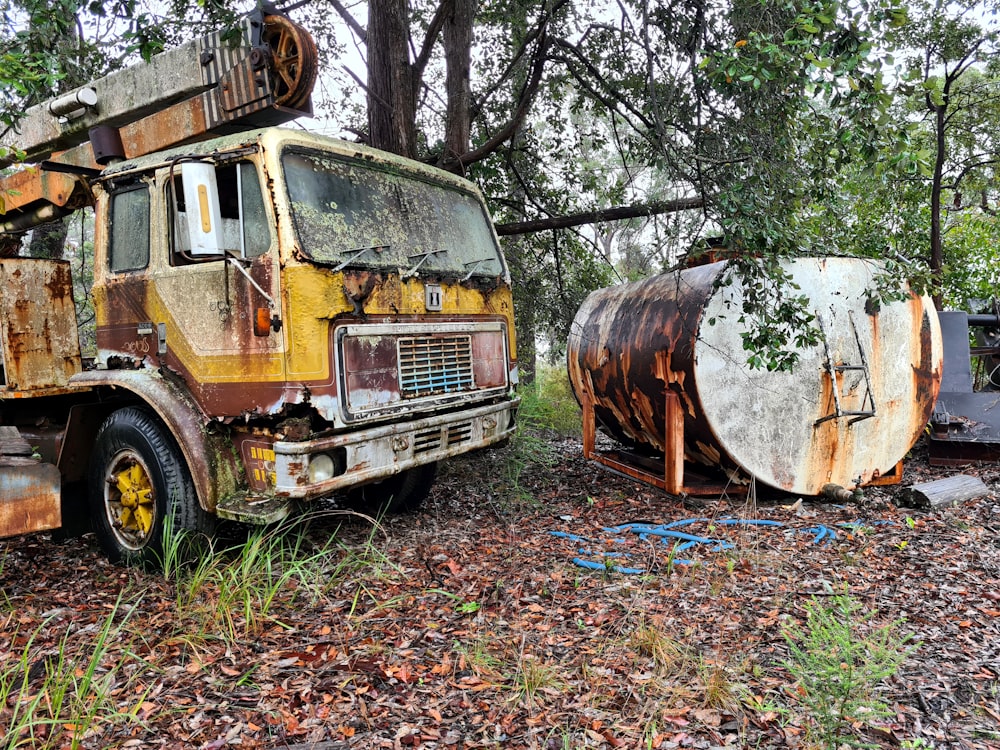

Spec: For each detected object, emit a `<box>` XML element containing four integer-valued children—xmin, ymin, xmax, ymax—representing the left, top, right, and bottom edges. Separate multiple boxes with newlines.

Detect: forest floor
<box><xmin>2</xmin><ymin>429</ymin><xmax>999</xmax><ymax>749</ymax></box>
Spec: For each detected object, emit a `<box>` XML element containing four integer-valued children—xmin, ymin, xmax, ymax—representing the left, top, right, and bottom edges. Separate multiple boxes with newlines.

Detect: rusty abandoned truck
<box><xmin>0</xmin><ymin>11</ymin><xmax>518</xmax><ymax>564</ymax></box>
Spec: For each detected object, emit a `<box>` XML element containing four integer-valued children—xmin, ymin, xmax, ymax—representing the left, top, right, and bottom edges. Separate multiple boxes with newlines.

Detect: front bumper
<box><xmin>272</xmin><ymin>398</ymin><xmax>517</xmax><ymax>500</ymax></box>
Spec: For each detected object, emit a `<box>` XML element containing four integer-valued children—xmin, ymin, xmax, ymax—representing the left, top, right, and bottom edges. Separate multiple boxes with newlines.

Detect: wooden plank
<box><xmin>664</xmin><ymin>390</ymin><xmax>684</xmax><ymax>495</ymax></box>
<box><xmin>0</xmin><ymin>426</ymin><xmax>31</xmax><ymax>456</ymax></box>
<box><xmin>581</xmin><ymin>388</ymin><xmax>596</xmax><ymax>460</ymax></box>
<box><xmin>897</xmin><ymin>474</ymin><xmax>990</xmax><ymax>509</ymax></box>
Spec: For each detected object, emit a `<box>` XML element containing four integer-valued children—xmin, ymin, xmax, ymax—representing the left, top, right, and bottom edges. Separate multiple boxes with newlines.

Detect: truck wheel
<box><xmin>346</xmin><ymin>462</ymin><xmax>437</xmax><ymax>515</ymax></box>
<box><xmin>88</xmin><ymin>407</ymin><xmax>213</xmax><ymax>566</ymax></box>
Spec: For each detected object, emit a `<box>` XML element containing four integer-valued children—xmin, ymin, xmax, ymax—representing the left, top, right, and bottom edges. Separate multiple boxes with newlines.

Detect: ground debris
<box><xmin>1</xmin><ymin>435</ymin><xmax>999</xmax><ymax>749</ymax></box>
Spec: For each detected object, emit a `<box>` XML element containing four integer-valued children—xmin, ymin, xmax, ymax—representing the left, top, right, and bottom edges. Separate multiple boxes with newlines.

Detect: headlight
<box><xmin>308</xmin><ymin>453</ymin><xmax>337</xmax><ymax>483</ymax></box>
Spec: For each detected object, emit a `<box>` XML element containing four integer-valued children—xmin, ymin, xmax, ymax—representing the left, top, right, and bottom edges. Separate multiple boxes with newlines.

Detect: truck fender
<box><xmin>66</xmin><ymin>369</ymin><xmax>241</xmax><ymax>512</ymax></box>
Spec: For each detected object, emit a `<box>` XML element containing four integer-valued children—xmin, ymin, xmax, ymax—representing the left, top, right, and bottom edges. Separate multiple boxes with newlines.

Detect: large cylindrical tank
<box><xmin>567</xmin><ymin>257</ymin><xmax>942</xmax><ymax>495</ymax></box>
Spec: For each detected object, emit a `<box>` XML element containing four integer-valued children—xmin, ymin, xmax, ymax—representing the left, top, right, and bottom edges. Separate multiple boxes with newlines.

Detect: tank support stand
<box><xmin>580</xmin><ymin>387</ymin><xmax>744</xmax><ymax>497</ymax></box>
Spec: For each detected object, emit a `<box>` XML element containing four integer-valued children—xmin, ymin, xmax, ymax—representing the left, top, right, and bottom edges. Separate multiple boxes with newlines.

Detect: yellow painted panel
<box><xmin>97</xmin><ymin>263</ymin><xmax>515</xmax><ymax>386</ymax></box>
<box><xmin>281</xmin><ymin>264</ymin><xmax>517</xmax><ymax>380</ymax></box>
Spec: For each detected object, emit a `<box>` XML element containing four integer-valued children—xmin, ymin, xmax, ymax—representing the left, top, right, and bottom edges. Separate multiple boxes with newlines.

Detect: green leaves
<box><xmin>717</xmin><ymin>256</ymin><xmax>820</xmax><ymax>372</ymax></box>
<box><xmin>782</xmin><ymin>593</ymin><xmax>916</xmax><ymax>748</ymax></box>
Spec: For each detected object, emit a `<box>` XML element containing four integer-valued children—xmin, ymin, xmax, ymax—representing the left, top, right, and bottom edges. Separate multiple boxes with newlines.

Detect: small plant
<box><xmin>782</xmin><ymin>593</ymin><xmax>916</xmax><ymax>749</ymax></box>
<box><xmin>454</xmin><ymin>636</ymin><xmax>501</xmax><ymax>676</ymax></box>
<box><xmin>629</xmin><ymin>618</ymin><xmax>694</xmax><ymax>678</ymax></box>
<box><xmin>508</xmin><ymin>653</ymin><xmax>565</xmax><ymax>707</ymax></box>
<box><xmin>698</xmin><ymin>656</ymin><xmax>744</xmax><ymax>713</ymax></box>
<box><xmin>455</xmin><ymin>599</ymin><xmax>480</xmax><ymax>614</ymax></box>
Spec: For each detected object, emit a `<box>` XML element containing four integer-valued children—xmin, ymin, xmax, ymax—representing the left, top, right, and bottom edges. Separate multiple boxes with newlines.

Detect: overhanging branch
<box><xmin>325</xmin><ymin>0</ymin><xmax>367</xmax><ymax>43</ymax></box>
<box><xmin>494</xmin><ymin>196</ymin><xmax>705</xmax><ymax>236</ymax></box>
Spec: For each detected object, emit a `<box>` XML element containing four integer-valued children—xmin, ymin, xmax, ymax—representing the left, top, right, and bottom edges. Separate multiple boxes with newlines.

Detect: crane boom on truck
<box><xmin>0</xmin><ymin>10</ymin><xmax>518</xmax><ymax>565</ymax></box>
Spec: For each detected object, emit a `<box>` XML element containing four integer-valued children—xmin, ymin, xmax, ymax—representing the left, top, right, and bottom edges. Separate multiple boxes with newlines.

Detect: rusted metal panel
<box><xmin>93</xmin><ymin>244</ymin><xmax>289</xmax><ymax>419</ymax></box>
<box><xmin>336</xmin><ymin>322</ymin><xmax>510</xmax><ymax>422</ymax></box>
<box><xmin>568</xmin><ymin>257</ymin><xmax>942</xmax><ymax>496</ymax></box>
<box><xmin>0</xmin><ymin>259</ymin><xmax>82</xmax><ymax>392</ymax></box>
<box><xmin>0</xmin><ymin>169</ymin><xmax>93</xmax><ymax>228</ymax></box>
<box><xmin>0</xmin><ymin>458</ymin><xmax>61</xmax><ymax>538</ymax></box>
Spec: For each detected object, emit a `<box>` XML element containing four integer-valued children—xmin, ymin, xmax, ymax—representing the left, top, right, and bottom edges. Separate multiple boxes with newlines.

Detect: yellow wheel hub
<box><xmin>109</xmin><ymin>459</ymin><xmax>155</xmax><ymax>540</ymax></box>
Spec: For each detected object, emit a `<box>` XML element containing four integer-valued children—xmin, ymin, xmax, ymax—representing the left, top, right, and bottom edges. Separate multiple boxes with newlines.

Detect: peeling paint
<box><xmin>568</xmin><ymin>257</ymin><xmax>942</xmax><ymax>495</ymax></box>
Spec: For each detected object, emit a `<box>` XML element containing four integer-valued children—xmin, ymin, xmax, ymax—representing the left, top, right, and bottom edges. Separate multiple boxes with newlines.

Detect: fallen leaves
<box><xmin>1</xmin><ymin>437</ymin><xmax>999</xmax><ymax>748</ymax></box>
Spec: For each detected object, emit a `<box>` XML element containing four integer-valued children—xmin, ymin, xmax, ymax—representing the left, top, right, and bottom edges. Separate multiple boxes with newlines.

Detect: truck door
<box><xmin>95</xmin><ymin>159</ymin><xmax>285</xmax><ymax>417</ymax></box>
<box><xmin>154</xmin><ymin>158</ymin><xmax>286</xmax><ymax>417</ymax></box>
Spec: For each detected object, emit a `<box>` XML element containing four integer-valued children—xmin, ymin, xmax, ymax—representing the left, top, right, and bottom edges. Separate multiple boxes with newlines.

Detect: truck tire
<box><xmin>88</xmin><ymin>407</ymin><xmax>214</xmax><ymax>566</ymax></box>
<box><xmin>346</xmin><ymin>462</ymin><xmax>437</xmax><ymax>515</ymax></box>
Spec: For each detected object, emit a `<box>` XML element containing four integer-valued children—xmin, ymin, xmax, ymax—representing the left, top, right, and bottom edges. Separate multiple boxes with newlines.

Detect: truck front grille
<box><xmin>413</xmin><ymin>420</ymin><xmax>475</xmax><ymax>454</ymax></box>
<box><xmin>398</xmin><ymin>335</ymin><xmax>474</xmax><ymax>398</ymax></box>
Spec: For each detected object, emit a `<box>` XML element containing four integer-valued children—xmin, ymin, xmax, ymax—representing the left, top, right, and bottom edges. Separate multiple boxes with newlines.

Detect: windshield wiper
<box><xmin>330</xmin><ymin>245</ymin><xmax>388</xmax><ymax>273</ymax></box>
<box><xmin>461</xmin><ymin>256</ymin><xmax>494</xmax><ymax>281</ymax></box>
<box><xmin>401</xmin><ymin>249</ymin><xmax>446</xmax><ymax>279</ymax></box>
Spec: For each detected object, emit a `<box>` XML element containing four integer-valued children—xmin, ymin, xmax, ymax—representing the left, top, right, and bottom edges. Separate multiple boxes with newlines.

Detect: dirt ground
<box><xmin>2</xmin><ymin>433</ymin><xmax>999</xmax><ymax>749</ymax></box>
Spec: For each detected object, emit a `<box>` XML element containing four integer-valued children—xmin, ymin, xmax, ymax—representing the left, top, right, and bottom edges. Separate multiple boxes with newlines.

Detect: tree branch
<box><xmin>494</xmin><ymin>197</ymin><xmax>705</xmax><ymax>236</ymax></box>
<box><xmin>326</xmin><ymin>0</ymin><xmax>367</xmax><ymax>44</ymax></box>
<box><xmin>413</xmin><ymin>0</ymin><xmax>453</xmax><ymax>81</ymax></box>
<box><xmin>469</xmin><ymin>0</ymin><xmax>569</xmax><ymax>122</ymax></box>
<box><xmin>946</xmin><ymin>157</ymin><xmax>1000</xmax><ymax>192</ymax></box>
<box><xmin>438</xmin><ymin>29</ymin><xmax>550</xmax><ymax>171</ymax></box>
<box><xmin>548</xmin><ymin>37</ymin><xmax>656</xmax><ymax>131</ymax></box>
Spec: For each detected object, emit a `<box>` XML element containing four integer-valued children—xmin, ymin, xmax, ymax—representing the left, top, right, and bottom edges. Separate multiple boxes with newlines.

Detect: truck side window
<box><xmin>109</xmin><ymin>185</ymin><xmax>151</xmax><ymax>273</ymax></box>
<box><xmin>240</xmin><ymin>162</ymin><xmax>269</xmax><ymax>258</ymax></box>
<box><xmin>170</xmin><ymin>161</ymin><xmax>270</xmax><ymax>261</ymax></box>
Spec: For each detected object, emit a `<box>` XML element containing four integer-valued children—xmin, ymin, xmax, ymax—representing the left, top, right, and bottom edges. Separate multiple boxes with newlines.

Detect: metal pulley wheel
<box><xmin>262</xmin><ymin>14</ymin><xmax>319</xmax><ymax>110</ymax></box>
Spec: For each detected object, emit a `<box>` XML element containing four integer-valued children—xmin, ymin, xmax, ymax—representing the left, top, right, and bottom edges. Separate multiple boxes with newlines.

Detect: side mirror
<box><xmin>180</xmin><ymin>162</ymin><xmax>224</xmax><ymax>256</ymax></box>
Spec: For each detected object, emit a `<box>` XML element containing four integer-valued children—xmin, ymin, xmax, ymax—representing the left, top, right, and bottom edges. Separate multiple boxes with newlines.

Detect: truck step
<box><xmin>214</xmin><ymin>494</ymin><xmax>293</xmax><ymax>526</ymax></box>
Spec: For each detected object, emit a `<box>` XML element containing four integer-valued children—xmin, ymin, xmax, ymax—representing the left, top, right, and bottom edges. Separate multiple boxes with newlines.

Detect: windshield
<box><xmin>282</xmin><ymin>148</ymin><xmax>505</xmax><ymax>279</ymax></box>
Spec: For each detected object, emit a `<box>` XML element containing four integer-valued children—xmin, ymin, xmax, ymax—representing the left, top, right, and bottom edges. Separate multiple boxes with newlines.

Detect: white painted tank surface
<box><xmin>567</xmin><ymin>257</ymin><xmax>943</xmax><ymax>495</ymax></box>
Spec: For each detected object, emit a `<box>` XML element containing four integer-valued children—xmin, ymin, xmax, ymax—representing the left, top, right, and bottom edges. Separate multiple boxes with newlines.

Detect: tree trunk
<box><xmin>442</xmin><ymin>0</ymin><xmax>476</xmax><ymax>164</ymax></box>
<box><xmin>898</xmin><ymin>474</ymin><xmax>989</xmax><ymax>509</ymax></box>
<box><xmin>930</xmin><ymin>99</ymin><xmax>946</xmax><ymax>309</ymax></box>
<box><xmin>367</xmin><ymin>0</ymin><xmax>417</xmax><ymax>158</ymax></box>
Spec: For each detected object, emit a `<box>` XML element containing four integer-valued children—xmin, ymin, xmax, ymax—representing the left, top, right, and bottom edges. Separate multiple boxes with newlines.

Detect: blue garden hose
<box><xmin>552</xmin><ymin>515</ymin><xmax>842</xmax><ymax>575</ymax></box>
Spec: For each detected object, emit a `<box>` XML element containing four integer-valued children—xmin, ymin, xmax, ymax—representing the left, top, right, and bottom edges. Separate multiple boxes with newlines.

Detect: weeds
<box><xmin>698</xmin><ymin>655</ymin><xmax>744</xmax><ymax>712</ymax></box>
<box><xmin>1</xmin><ymin>514</ymin><xmax>396</xmax><ymax>746</ymax></box>
<box><xmin>529</xmin><ymin>365</ymin><xmax>582</xmax><ymax>437</ymax></box>
<box><xmin>454</xmin><ymin>635</ymin><xmax>502</xmax><ymax>676</ymax></box>
<box><xmin>507</xmin><ymin>652</ymin><xmax>565</xmax><ymax>708</ymax></box>
<box><xmin>629</xmin><ymin>617</ymin><xmax>695</xmax><ymax>678</ymax></box>
<box><xmin>161</xmin><ymin>518</ymin><xmax>379</xmax><ymax>640</ymax></box>
<box><xmin>0</xmin><ymin>594</ymin><xmax>143</xmax><ymax>749</ymax></box>
<box><xmin>782</xmin><ymin>593</ymin><xmax>916</xmax><ymax>749</ymax></box>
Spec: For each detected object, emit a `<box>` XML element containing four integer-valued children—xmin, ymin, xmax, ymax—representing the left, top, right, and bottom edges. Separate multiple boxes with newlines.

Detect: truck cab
<box><xmin>87</xmin><ymin>127</ymin><xmax>517</xmax><ymax>518</ymax></box>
